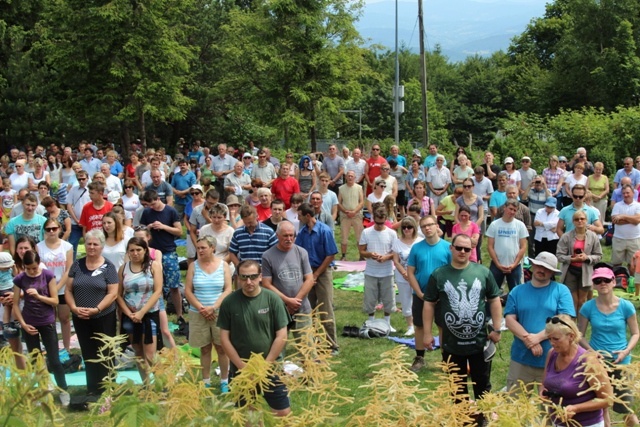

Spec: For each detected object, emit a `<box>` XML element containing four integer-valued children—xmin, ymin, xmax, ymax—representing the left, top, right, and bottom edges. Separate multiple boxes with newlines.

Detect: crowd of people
<box><xmin>0</xmin><ymin>140</ymin><xmax>639</xmax><ymax>425</ymax></box>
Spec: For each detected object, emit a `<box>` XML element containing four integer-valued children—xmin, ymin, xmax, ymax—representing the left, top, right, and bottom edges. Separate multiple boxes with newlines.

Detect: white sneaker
<box><xmin>404</xmin><ymin>326</ymin><xmax>415</xmax><ymax>336</ymax></box>
<box><xmin>389</xmin><ymin>325</ymin><xmax>397</xmax><ymax>333</ymax></box>
<box><xmin>59</xmin><ymin>391</ymin><xmax>70</xmax><ymax>407</ymax></box>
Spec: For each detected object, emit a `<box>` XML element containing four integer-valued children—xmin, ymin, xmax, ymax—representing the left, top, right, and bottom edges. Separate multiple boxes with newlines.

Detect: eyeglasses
<box><xmin>546</xmin><ymin>316</ymin><xmax>572</xmax><ymax>329</ymax></box>
<box><xmin>239</xmin><ymin>273</ymin><xmax>260</xmax><ymax>280</ymax></box>
<box><xmin>593</xmin><ymin>278</ymin><xmax>613</xmax><ymax>285</ymax></box>
<box><xmin>463</xmin><ymin>185</ymin><xmax>473</xmax><ymax>188</ymax></box>
<box><xmin>572</xmin><ymin>195</ymin><xmax>584</xmax><ymax>199</ymax></box>
<box><xmin>401</xmin><ymin>225</ymin><xmax>414</xmax><ymax>230</ymax></box>
<box><xmin>134</xmin><ymin>225</ymin><xmax>147</xmax><ymax>231</ymax></box>
<box><xmin>45</xmin><ymin>227</ymin><xmax>59</xmax><ymax>232</ymax></box>
<box><xmin>381</xmin><ymin>168</ymin><xmax>390</xmax><ymax>171</ymax></box>
<box><xmin>453</xmin><ymin>245</ymin><xmax>472</xmax><ymax>253</ymax></box>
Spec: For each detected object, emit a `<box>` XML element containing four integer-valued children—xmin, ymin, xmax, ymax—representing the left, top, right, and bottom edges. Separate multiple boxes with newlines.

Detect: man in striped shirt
<box><xmin>228</xmin><ymin>205</ymin><xmax>277</xmax><ymax>267</ymax></box>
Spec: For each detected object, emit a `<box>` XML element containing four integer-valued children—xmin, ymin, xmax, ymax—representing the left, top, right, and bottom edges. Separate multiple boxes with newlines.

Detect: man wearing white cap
<box><xmin>504</xmin><ymin>251</ymin><xmax>575</xmax><ymax>394</ymax></box>
<box><xmin>517</xmin><ymin>156</ymin><xmax>537</xmax><ymax>205</ymax></box>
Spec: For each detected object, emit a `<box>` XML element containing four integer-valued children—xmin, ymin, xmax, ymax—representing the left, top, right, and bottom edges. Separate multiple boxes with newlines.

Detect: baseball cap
<box><xmin>504</xmin><ymin>157</ymin><xmax>514</xmax><ymax>164</ymax></box>
<box><xmin>107</xmin><ymin>191</ymin><xmax>121</xmax><ymax>204</ymax></box>
<box><xmin>592</xmin><ymin>267</ymin><xmax>615</xmax><ymax>281</ymax></box>
<box><xmin>521</xmin><ymin>156</ymin><xmax>531</xmax><ymax>162</ymax></box>
<box><xmin>243</xmin><ymin>152</ymin><xmax>252</xmax><ymax>159</ymax></box>
<box><xmin>545</xmin><ymin>197</ymin><xmax>557</xmax><ymax>207</ymax></box>
<box><xmin>558</xmin><ymin>156</ymin><xmax>568</xmax><ymax>162</ymax></box>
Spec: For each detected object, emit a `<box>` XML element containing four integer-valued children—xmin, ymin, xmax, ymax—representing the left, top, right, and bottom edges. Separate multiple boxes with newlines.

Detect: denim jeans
<box><xmin>489</xmin><ymin>262</ymin><xmax>522</xmax><ymax>292</ymax></box>
<box><xmin>69</xmin><ymin>224</ymin><xmax>84</xmax><ymax>261</ymax></box>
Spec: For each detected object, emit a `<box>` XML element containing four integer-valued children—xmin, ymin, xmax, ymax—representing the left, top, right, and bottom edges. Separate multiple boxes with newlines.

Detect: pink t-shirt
<box><xmin>452</xmin><ymin>221</ymin><xmax>480</xmax><ymax>262</ymax></box>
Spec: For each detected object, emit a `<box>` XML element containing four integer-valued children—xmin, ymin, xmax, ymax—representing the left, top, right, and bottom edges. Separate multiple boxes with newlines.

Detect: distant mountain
<box><xmin>355</xmin><ymin>0</ymin><xmax>549</xmax><ymax>62</ymax></box>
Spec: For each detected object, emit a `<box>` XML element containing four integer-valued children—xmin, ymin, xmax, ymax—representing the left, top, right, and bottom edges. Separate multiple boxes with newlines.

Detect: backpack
<box><xmin>358</xmin><ymin>319</ymin><xmax>391</xmax><ymax>339</ymax></box>
<box><xmin>613</xmin><ymin>265</ymin><xmax>630</xmax><ymax>290</ymax></box>
<box><xmin>48</xmin><ymin>353</ymin><xmax>83</xmax><ymax>374</ymax></box>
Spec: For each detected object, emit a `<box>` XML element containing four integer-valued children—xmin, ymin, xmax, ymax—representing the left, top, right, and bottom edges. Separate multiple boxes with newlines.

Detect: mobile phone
<box><xmin>575</xmin><ymin>249</ymin><xmax>583</xmax><ymax>254</ymax></box>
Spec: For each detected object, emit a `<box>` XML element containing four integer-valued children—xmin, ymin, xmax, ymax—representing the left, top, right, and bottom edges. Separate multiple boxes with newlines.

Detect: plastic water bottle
<box><xmin>628</xmin><ymin>276</ymin><xmax>636</xmax><ymax>294</ymax></box>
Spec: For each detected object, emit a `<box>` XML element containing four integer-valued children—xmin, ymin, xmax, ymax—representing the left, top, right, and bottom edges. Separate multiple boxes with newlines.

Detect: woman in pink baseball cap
<box><xmin>578</xmin><ymin>266</ymin><xmax>639</xmax><ymax>427</ymax></box>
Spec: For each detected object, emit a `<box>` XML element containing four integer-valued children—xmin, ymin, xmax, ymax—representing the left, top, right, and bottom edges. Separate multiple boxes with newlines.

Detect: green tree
<box><xmin>216</xmin><ymin>0</ymin><xmax>370</xmax><ymax>151</ymax></box>
<box><xmin>40</xmin><ymin>0</ymin><xmax>196</xmax><ymax>150</ymax></box>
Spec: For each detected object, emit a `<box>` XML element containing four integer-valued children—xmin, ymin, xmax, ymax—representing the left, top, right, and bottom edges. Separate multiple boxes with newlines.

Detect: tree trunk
<box><xmin>120</xmin><ymin>122</ymin><xmax>131</xmax><ymax>162</ymax></box>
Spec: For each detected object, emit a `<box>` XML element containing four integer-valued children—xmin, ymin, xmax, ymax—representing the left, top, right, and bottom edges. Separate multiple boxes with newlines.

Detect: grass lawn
<box><xmin>41</xmin><ymin>225</ymin><xmax>640</xmax><ymax>424</ymax></box>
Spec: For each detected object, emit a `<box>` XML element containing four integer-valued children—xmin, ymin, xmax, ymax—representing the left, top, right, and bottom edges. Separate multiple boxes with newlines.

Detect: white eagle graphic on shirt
<box><xmin>443</xmin><ymin>277</ymin><xmax>485</xmax><ymax>340</ymax></box>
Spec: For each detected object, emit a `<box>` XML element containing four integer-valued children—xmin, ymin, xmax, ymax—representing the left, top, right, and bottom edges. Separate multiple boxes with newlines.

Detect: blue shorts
<box><xmin>162</xmin><ymin>252</ymin><xmax>181</xmax><ymax>293</ymax></box>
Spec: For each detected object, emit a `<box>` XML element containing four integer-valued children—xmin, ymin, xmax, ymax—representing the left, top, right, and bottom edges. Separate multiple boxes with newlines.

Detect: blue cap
<box><xmin>545</xmin><ymin>197</ymin><xmax>557</xmax><ymax>207</ymax></box>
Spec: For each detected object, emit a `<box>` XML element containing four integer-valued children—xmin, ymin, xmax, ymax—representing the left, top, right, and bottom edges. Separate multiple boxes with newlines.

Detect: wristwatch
<box><xmin>492</xmin><ymin>329</ymin><xmax>501</xmax><ymax>334</ymax></box>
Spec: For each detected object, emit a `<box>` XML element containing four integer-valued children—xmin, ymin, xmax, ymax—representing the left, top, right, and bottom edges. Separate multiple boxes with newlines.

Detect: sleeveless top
<box><xmin>298</xmin><ymin>172</ymin><xmax>314</xmax><ymax>193</ymax></box>
<box><xmin>121</xmin><ymin>261</ymin><xmax>159</xmax><ymax>313</ymax></box>
<box><xmin>189</xmin><ymin>259</ymin><xmax>225</xmax><ymax>312</ymax></box>
<box><xmin>543</xmin><ymin>346</ymin><xmax>602</xmax><ymax>427</ymax></box>
<box><xmin>587</xmin><ymin>175</ymin><xmax>607</xmax><ymax>197</ymax></box>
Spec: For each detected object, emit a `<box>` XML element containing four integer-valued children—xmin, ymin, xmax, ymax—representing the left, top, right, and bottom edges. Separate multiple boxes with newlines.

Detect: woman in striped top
<box><xmin>184</xmin><ymin>235</ymin><xmax>232</xmax><ymax>392</ymax></box>
<box><xmin>116</xmin><ymin>237</ymin><xmax>162</xmax><ymax>381</ymax></box>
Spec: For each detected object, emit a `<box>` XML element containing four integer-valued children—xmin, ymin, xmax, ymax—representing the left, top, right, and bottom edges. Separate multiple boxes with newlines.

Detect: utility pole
<box><xmin>418</xmin><ymin>0</ymin><xmax>429</xmax><ymax>146</ymax></box>
<box><xmin>394</xmin><ymin>0</ymin><xmax>401</xmax><ymax>144</ymax></box>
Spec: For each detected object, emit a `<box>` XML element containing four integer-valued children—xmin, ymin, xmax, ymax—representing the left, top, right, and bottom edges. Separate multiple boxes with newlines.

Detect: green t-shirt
<box><xmin>425</xmin><ymin>263</ymin><xmax>501</xmax><ymax>355</ymax></box>
<box><xmin>217</xmin><ymin>288</ymin><xmax>290</xmax><ymax>367</ymax></box>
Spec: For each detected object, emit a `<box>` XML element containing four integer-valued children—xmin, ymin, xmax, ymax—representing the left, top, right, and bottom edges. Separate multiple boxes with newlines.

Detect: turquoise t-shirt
<box><xmin>407</xmin><ymin>238</ymin><xmax>451</xmax><ymax>293</ymax></box>
<box><xmin>580</xmin><ymin>298</ymin><xmax>636</xmax><ymax>365</ymax></box>
<box><xmin>5</xmin><ymin>214</ymin><xmax>46</xmax><ymax>243</ymax></box>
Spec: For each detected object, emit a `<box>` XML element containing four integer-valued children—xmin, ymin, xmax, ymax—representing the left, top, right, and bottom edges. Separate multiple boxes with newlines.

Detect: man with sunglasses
<box><xmin>406</xmin><ymin>215</ymin><xmax>451</xmax><ymax>372</ymax></box>
<box><xmin>423</xmin><ymin>234</ymin><xmax>502</xmax><ymax>425</ymax></box>
<box><xmin>504</xmin><ymin>252</ymin><xmax>574</xmax><ymax>394</ymax></box>
<box><xmin>321</xmin><ymin>144</ymin><xmax>345</xmax><ymax>195</ymax></box>
<box><xmin>556</xmin><ymin>184</ymin><xmax>603</xmax><ymax>237</ymax></box>
<box><xmin>218</xmin><ymin>260</ymin><xmax>291</xmax><ymax>417</ymax></box>
<box><xmin>364</xmin><ymin>144</ymin><xmax>387</xmax><ymax>196</ymax></box>
<box><xmin>66</xmin><ymin>171</ymin><xmax>91</xmax><ymax>259</ymax></box>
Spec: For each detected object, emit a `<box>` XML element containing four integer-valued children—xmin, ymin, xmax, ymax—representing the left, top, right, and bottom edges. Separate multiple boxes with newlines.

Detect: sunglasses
<box><xmin>381</xmin><ymin>168</ymin><xmax>390</xmax><ymax>171</ymax></box>
<box><xmin>559</xmin><ymin>160</ymin><xmax>567</xmax><ymax>163</ymax></box>
<box><xmin>134</xmin><ymin>225</ymin><xmax>147</xmax><ymax>231</ymax></box>
<box><xmin>372</xmin><ymin>148</ymin><xmax>380</xmax><ymax>151</ymax></box>
<box><xmin>401</xmin><ymin>225</ymin><xmax>414</xmax><ymax>230</ymax></box>
<box><xmin>377</xmin><ymin>184</ymin><xmax>386</xmax><ymax>188</ymax></box>
<box><xmin>463</xmin><ymin>185</ymin><xmax>473</xmax><ymax>188</ymax></box>
<box><xmin>45</xmin><ymin>227</ymin><xmax>59</xmax><ymax>232</ymax></box>
<box><xmin>593</xmin><ymin>278</ymin><xmax>613</xmax><ymax>285</ymax></box>
<box><xmin>190</xmin><ymin>192</ymin><xmax>202</xmax><ymax>195</ymax></box>
<box><xmin>546</xmin><ymin>316</ymin><xmax>572</xmax><ymax>329</ymax></box>
<box><xmin>124</xmin><ymin>186</ymin><xmax>134</xmax><ymax>189</ymax></box>
<box><xmin>239</xmin><ymin>273</ymin><xmax>260</xmax><ymax>280</ymax></box>
<box><xmin>572</xmin><ymin>195</ymin><xmax>584</xmax><ymax>199</ymax></box>
<box><xmin>453</xmin><ymin>246</ymin><xmax>472</xmax><ymax>253</ymax></box>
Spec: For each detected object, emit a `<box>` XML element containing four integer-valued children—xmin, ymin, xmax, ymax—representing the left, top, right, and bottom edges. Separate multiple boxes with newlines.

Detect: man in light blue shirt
<box><xmin>386</xmin><ymin>145</ymin><xmax>407</xmax><ymax>168</ymax></box>
<box><xmin>422</xmin><ymin>143</ymin><xmax>446</xmax><ymax>169</ymax></box>
<box><xmin>556</xmin><ymin>184</ymin><xmax>604</xmax><ymax>236</ymax></box>
<box><xmin>79</xmin><ymin>147</ymin><xmax>102</xmax><ymax>178</ymax></box>
<box><xmin>613</xmin><ymin>157</ymin><xmax>640</xmax><ymax>189</ymax></box>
